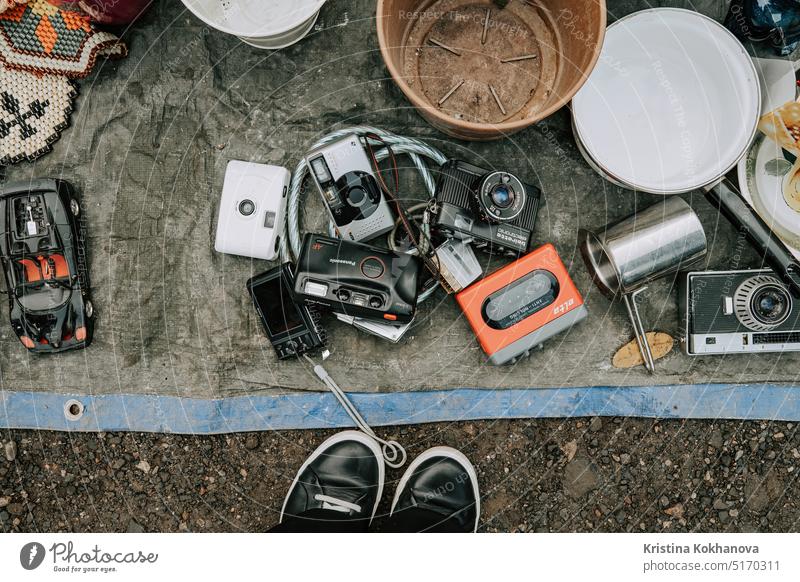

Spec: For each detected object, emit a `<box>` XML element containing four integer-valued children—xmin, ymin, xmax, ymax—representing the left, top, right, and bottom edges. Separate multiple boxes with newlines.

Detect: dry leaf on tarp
<box><xmin>612</xmin><ymin>332</ymin><xmax>674</xmax><ymax>369</ymax></box>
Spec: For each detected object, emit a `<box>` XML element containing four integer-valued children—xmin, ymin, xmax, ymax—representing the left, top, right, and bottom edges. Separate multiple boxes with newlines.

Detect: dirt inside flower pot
<box><xmin>401</xmin><ymin>0</ymin><xmax>559</xmax><ymax>125</ymax></box>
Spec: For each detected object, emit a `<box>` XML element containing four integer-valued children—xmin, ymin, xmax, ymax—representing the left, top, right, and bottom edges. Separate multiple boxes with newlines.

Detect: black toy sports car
<box><xmin>0</xmin><ymin>179</ymin><xmax>93</xmax><ymax>353</ymax></box>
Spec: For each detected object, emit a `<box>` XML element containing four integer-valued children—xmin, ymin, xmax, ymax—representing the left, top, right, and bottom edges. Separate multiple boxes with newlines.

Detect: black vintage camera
<box><xmin>679</xmin><ymin>268</ymin><xmax>800</xmax><ymax>355</ymax></box>
<box><xmin>431</xmin><ymin>159</ymin><xmax>541</xmax><ymax>254</ymax></box>
<box><xmin>294</xmin><ymin>234</ymin><xmax>421</xmax><ymax>323</ymax></box>
<box><xmin>247</xmin><ymin>263</ymin><xmax>327</xmax><ymax>360</ymax></box>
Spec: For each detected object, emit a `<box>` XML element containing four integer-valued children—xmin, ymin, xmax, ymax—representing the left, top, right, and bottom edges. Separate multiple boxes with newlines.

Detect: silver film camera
<box><xmin>680</xmin><ymin>269</ymin><xmax>800</xmax><ymax>355</ymax></box>
<box><xmin>305</xmin><ymin>134</ymin><xmax>395</xmax><ymax>242</ymax></box>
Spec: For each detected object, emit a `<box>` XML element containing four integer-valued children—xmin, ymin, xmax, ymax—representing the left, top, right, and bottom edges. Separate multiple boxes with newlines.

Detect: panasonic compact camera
<box><xmin>680</xmin><ymin>268</ymin><xmax>800</xmax><ymax>355</ymax></box>
<box><xmin>293</xmin><ymin>234</ymin><xmax>421</xmax><ymax>323</ymax></box>
<box><xmin>431</xmin><ymin>159</ymin><xmax>541</xmax><ymax>255</ymax></box>
<box><xmin>305</xmin><ymin>134</ymin><xmax>395</xmax><ymax>242</ymax></box>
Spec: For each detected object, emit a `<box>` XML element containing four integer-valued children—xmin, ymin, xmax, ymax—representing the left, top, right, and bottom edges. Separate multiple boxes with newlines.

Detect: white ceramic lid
<box><xmin>573</xmin><ymin>8</ymin><xmax>760</xmax><ymax>194</ymax></box>
<box><xmin>182</xmin><ymin>0</ymin><xmax>325</xmax><ymax>39</ymax></box>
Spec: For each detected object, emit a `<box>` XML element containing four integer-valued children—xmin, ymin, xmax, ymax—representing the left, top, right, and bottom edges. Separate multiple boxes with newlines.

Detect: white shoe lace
<box><xmin>314</xmin><ymin>494</ymin><xmax>362</xmax><ymax>514</ymax></box>
<box><xmin>304</xmin><ymin>354</ymin><xmax>407</xmax><ymax>469</ymax></box>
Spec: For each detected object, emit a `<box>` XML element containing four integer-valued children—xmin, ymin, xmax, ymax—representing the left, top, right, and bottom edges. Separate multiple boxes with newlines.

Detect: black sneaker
<box><xmin>390</xmin><ymin>446</ymin><xmax>480</xmax><ymax>532</ymax></box>
<box><xmin>280</xmin><ymin>431</ymin><xmax>384</xmax><ymax>526</ymax></box>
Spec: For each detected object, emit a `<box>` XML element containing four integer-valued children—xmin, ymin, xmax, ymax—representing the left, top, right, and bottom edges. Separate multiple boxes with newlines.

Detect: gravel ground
<box><xmin>2</xmin><ymin>418</ymin><xmax>800</xmax><ymax>533</ymax></box>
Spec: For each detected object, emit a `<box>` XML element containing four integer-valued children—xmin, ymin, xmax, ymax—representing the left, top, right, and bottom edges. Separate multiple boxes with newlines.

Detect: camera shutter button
<box><xmin>361</xmin><ymin>257</ymin><xmax>385</xmax><ymax>279</ymax></box>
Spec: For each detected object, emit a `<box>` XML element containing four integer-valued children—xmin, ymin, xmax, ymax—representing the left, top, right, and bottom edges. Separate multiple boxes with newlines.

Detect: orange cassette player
<box><xmin>456</xmin><ymin>244</ymin><xmax>588</xmax><ymax>365</ymax></box>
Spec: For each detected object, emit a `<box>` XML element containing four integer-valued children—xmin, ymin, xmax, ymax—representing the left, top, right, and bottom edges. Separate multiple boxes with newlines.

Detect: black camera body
<box><xmin>294</xmin><ymin>234</ymin><xmax>421</xmax><ymax>323</ymax></box>
<box><xmin>431</xmin><ymin>159</ymin><xmax>541</xmax><ymax>254</ymax></box>
<box><xmin>247</xmin><ymin>263</ymin><xmax>327</xmax><ymax>360</ymax></box>
<box><xmin>680</xmin><ymin>268</ymin><xmax>800</xmax><ymax>355</ymax></box>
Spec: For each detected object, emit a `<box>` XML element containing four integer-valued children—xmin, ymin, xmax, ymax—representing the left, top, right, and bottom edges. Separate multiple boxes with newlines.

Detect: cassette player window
<box><xmin>252</xmin><ymin>275</ymin><xmax>304</xmax><ymax>336</ymax></box>
<box><xmin>482</xmin><ymin>270</ymin><xmax>559</xmax><ymax>330</ymax></box>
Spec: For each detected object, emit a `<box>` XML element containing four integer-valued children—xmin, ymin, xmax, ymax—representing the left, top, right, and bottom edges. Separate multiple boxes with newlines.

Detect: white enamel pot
<box><xmin>181</xmin><ymin>0</ymin><xmax>327</xmax><ymax>50</ymax></box>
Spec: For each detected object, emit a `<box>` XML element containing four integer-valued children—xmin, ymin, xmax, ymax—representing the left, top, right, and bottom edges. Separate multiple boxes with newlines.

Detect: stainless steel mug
<box><xmin>579</xmin><ymin>197</ymin><xmax>707</xmax><ymax>372</ymax></box>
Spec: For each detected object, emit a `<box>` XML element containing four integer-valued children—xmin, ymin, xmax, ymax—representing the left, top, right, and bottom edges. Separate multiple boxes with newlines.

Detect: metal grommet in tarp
<box><xmin>63</xmin><ymin>399</ymin><xmax>85</xmax><ymax>422</ymax></box>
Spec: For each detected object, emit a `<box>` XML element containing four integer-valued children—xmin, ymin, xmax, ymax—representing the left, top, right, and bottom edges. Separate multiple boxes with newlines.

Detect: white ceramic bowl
<box><xmin>181</xmin><ymin>0</ymin><xmax>327</xmax><ymax>49</ymax></box>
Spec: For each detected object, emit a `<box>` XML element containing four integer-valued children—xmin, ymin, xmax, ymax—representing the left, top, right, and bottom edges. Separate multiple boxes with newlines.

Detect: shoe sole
<box><xmin>279</xmin><ymin>430</ymin><xmax>385</xmax><ymax>524</ymax></box>
<box><xmin>390</xmin><ymin>446</ymin><xmax>480</xmax><ymax>533</ymax></box>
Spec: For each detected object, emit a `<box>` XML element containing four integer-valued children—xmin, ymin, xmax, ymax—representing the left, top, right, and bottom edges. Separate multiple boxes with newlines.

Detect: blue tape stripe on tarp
<box><xmin>1</xmin><ymin>383</ymin><xmax>799</xmax><ymax>433</ymax></box>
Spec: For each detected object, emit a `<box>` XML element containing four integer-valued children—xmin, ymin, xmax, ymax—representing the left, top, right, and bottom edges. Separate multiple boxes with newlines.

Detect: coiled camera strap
<box><xmin>282</xmin><ymin>126</ymin><xmax>447</xmax><ymax>304</ymax></box>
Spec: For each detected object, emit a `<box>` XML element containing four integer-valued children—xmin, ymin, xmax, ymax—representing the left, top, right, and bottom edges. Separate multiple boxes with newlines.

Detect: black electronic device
<box><xmin>431</xmin><ymin>159</ymin><xmax>541</xmax><ymax>255</ymax></box>
<box><xmin>293</xmin><ymin>233</ymin><xmax>421</xmax><ymax>323</ymax></box>
<box><xmin>247</xmin><ymin>263</ymin><xmax>326</xmax><ymax>360</ymax></box>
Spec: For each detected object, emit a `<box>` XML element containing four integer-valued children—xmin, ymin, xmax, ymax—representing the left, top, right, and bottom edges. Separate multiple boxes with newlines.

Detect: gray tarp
<box><xmin>3</xmin><ymin>0</ymin><xmax>791</xmax><ymax>399</ymax></box>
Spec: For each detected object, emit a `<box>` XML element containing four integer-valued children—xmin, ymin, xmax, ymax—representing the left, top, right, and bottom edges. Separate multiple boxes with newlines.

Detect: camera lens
<box><xmin>347</xmin><ymin>186</ymin><xmax>366</xmax><ymax>207</ymax></box>
<box><xmin>752</xmin><ymin>286</ymin><xmax>790</xmax><ymax>325</ymax></box>
<box><xmin>734</xmin><ymin>275</ymin><xmax>793</xmax><ymax>331</ymax></box>
<box><xmin>490</xmin><ymin>184</ymin><xmax>515</xmax><ymax>209</ymax></box>
<box><xmin>238</xmin><ymin>199</ymin><xmax>256</xmax><ymax>216</ymax></box>
<box><xmin>336</xmin><ymin>172</ymin><xmax>381</xmax><ymax>219</ymax></box>
<box><xmin>478</xmin><ymin>171</ymin><xmax>526</xmax><ymax>223</ymax></box>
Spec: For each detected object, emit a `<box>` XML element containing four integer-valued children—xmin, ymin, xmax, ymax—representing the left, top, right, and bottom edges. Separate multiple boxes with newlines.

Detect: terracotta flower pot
<box><xmin>377</xmin><ymin>0</ymin><xmax>606</xmax><ymax>141</ymax></box>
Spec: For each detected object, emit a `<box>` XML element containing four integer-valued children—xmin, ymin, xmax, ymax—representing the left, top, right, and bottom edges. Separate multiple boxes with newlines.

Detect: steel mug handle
<box><xmin>623</xmin><ymin>288</ymin><xmax>655</xmax><ymax>374</ymax></box>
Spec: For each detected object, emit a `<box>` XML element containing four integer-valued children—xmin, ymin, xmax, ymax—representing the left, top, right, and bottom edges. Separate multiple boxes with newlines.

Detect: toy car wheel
<box><xmin>70</xmin><ymin>199</ymin><xmax>80</xmax><ymax>217</ymax></box>
<box><xmin>85</xmin><ymin>300</ymin><xmax>94</xmax><ymax>318</ymax></box>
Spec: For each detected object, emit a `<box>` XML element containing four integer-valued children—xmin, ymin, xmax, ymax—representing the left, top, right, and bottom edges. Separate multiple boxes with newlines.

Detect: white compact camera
<box><xmin>305</xmin><ymin>134</ymin><xmax>395</xmax><ymax>242</ymax></box>
<box><xmin>214</xmin><ymin>160</ymin><xmax>289</xmax><ymax>261</ymax></box>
